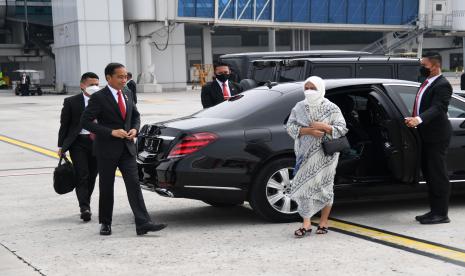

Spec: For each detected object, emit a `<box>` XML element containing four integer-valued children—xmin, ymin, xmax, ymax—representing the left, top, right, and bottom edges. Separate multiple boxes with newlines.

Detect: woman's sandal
<box><xmin>316</xmin><ymin>226</ymin><xmax>329</xmax><ymax>234</ymax></box>
<box><xmin>294</xmin><ymin>228</ymin><xmax>312</xmax><ymax>238</ymax></box>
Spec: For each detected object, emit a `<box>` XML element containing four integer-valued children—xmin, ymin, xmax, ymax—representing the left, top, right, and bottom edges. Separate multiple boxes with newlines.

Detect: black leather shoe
<box><xmin>100</xmin><ymin>224</ymin><xmax>112</xmax><ymax>235</ymax></box>
<box><xmin>419</xmin><ymin>215</ymin><xmax>450</xmax><ymax>225</ymax></box>
<box><xmin>415</xmin><ymin>211</ymin><xmax>432</xmax><ymax>222</ymax></box>
<box><xmin>80</xmin><ymin>210</ymin><xmax>91</xmax><ymax>222</ymax></box>
<box><xmin>136</xmin><ymin>223</ymin><xmax>167</xmax><ymax>236</ymax></box>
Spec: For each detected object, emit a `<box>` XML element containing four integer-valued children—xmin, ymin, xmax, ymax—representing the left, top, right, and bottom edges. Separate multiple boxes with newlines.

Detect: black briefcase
<box><xmin>322</xmin><ymin>136</ymin><xmax>350</xmax><ymax>156</ymax></box>
<box><xmin>53</xmin><ymin>155</ymin><xmax>76</xmax><ymax>195</ymax></box>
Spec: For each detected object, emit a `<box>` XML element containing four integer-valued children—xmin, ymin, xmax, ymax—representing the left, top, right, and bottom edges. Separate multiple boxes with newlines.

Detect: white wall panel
<box><xmin>110</xmin><ymin>21</ymin><xmax>125</xmax><ymax>44</ymax></box>
<box><xmin>109</xmin><ymin>0</ymin><xmax>124</xmax><ymax>21</ymax></box>
<box><xmin>85</xmin><ymin>21</ymin><xmax>111</xmax><ymax>45</ymax></box>
<box><xmin>83</xmin><ymin>0</ymin><xmax>109</xmax><ymax>21</ymax></box>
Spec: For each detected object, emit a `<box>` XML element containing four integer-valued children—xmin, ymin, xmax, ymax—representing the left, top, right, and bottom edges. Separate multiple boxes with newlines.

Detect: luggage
<box><xmin>53</xmin><ymin>155</ymin><xmax>76</xmax><ymax>194</ymax></box>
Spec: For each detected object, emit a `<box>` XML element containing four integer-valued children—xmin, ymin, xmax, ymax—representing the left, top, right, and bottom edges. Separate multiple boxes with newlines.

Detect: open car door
<box><xmin>446</xmin><ymin>95</ymin><xmax>465</xmax><ymax>180</ymax></box>
<box><xmin>367</xmin><ymin>87</ymin><xmax>419</xmax><ymax>184</ymax></box>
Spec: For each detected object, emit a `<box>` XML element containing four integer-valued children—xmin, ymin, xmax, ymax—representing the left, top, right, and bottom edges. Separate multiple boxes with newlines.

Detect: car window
<box><xmin>448</xmin><ymin>97</ymin><xmax>465</xmax><ymax>118</ymax></box>
<box><xmin>311</xmin><ymin>65</ymin><xmax>353</xmax><ymax>79</ymax></box>
<box><xmin>279</xmin><ymin>65</ymin><xmax>304</xmax><ymax>82</ymax></box>
<box><xmin>398</xmin><ymin>64</ymin><xmax>420</xmax><ymax>82</ymax></box>
<box><xmin>195</xmin><ymin>89</ymin><xmax>283</xmax><ymax>119</ymax></box>
<box><xmin>388</xmin><ymin>85</ymin><xmax>465</xmax><ymax>118</ymax></box>
<box><xmin>357</xmin><ymin>64</ymin><xmax>393</xmax><ymax>78</ymax></box>
<box><xmin>251</xmin><ymin>66</ymin><xmax>276</xmax><ymax>83</ymax></box>
<box><xmin>387</xmin><ymin>85</ymin><xmax>418</xmax><ymax>114</ymax></box>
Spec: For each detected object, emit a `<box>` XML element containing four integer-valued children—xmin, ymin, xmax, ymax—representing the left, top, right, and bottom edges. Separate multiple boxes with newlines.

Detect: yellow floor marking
<box><xmin>0</xmin><ymin>135</ymin><xmax>122</xmax><ymax>177</ymax></box>
<box><xmin>1</xmin><ymin>134</ymin><xmax>465</xmax><ymax>265</ymax></box>
<box><xmin>327</xmin><ymin>219</ymin><xmax>465</xmax><ymax>264</ymax></box>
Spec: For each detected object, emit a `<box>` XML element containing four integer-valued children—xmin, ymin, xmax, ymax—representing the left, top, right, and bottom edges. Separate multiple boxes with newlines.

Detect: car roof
<box><xmin>291</xmin><ymin>57</ymin><xmax>420</xmax><ymax>62</ymax></box>
<box><xmin>220</xmin><ymin>50</ymin><xmax>371</xmax><ymax>59</ymax></box>
<box><xmin>269</xmin><ymin>78</ymin><xmax>420</xmax><ymax>92</ymax></box>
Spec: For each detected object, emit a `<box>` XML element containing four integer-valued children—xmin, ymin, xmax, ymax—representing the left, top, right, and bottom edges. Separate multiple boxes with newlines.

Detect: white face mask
<box><xmin>304</xmin><ymin>89</ymin><xmax>323</xmax><ymax>106</ymax></box>
<box><xmin>85</xmin><ymin>85</ymin><xmax>100</xmax><ymax>95</ymax></box>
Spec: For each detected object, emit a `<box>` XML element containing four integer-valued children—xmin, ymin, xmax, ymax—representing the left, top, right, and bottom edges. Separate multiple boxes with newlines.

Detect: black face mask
<box><xmin>419</xmin><ymin>66</ymin><xmax>431</xmax><ymax>78</ymax></box>
<box><xmin>215</xmin><ymin>74</ymin><xmax>230</xmax><ymax>83</ymax></box>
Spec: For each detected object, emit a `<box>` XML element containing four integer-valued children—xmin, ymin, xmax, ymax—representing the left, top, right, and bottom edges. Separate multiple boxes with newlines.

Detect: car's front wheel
<box><xmin>249</xmin><ymin>157</ymin><xmax>300</xmax><ymax>222</ymax></box>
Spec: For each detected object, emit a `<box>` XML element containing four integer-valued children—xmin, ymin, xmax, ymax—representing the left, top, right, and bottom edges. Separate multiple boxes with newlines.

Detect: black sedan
<box><xmin>137</xmin><ymin>79</ymin><xmax>465</xmax><ymax>222</ymax></box>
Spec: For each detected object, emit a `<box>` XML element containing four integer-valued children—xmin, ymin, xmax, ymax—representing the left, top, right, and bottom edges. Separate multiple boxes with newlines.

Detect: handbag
<box><xmin>53</xmin><ymin>155</ymin><xmax>76</xmax><ymax>195</ymax></box>
<box><xmin>322</xmin><ymin>136</ymin><xmax>350</xmax><ymax>156</ymax></box>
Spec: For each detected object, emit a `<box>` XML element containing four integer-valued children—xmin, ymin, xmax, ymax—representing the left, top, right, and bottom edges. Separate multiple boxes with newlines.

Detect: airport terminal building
<box><xmin>1</xmin><ymin>0</ymin><xmax>465</xmax><ymax>92</ymax></box>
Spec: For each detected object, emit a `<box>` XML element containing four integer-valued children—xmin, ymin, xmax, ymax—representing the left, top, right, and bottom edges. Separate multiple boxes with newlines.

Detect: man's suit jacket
<box><xmin>417</xmin><ymin>75</ymin><xmax>452</xmax><ymax>143</ymax></box>
<box><xmin>126</xmin><ymin>79</ymin><xmax>137</xmax><ymax>104</ymax></box>
<box><xmin>58</xmin><ymin>93</ymin><xmax>86</xmax><ymax>152</ymax></box>
<box><xmin>201</xmin><ymin>80</ymin><xmax>242</xmax><ymax>108</ymax></box>
<box><xmin>81</xmin><ymin>87</ymin><xmax>140</xmax><ymax>159</ymax></box>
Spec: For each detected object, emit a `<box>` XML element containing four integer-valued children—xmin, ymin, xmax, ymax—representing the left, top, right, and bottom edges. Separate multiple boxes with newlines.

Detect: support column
<box><xmin>268</xmin><ymin>28</ymin><xmax>276</xmax><ymax>52</ymax></box>
<box><xmin>202</xmin><ymin>26</ymin><xmax>213</xmax><ymax>65</ymax></box>
<box><xmin>417</xmin><ymin>33</ymin><xmax>424</xmax><ymax>58</ymax></box>
<box><xmin>291</xmin><ymin>30</ymin><xmax>310</xmax><ymax>51</ymax></box>
<box><xmin>463</xmin><ymin>37</ymin><xmax>465</xmax><ymax>70</ymax></box>
<box><xmin>52</xmin><ymin>0</ymin><xmax>126</xmax><ymax>93</ymax></box>
<box><xmin>304</xmin><ymin>30</ymin><xmax>311</xmax><ymax>50</ymax></box>
<box><xmin>140</xmin><ymin>37</ymin><xmax>152</xmax><ymax>75</ymax></box>
<box><xmin>137</xmin><ymin>35</ymin><xmax>163</xmax><ymax>92</ymax></box>
<box><xmin>137</xmin><ymin>22</ymin><xmax>186</xmax><ymax>92</ymax></box>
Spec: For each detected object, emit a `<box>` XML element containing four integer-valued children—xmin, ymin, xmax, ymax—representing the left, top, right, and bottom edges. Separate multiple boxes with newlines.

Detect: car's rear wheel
<box><xmin>202</xmin><ymin>200</ymin><xmax>243</xmax><ymax>207</ymax></box>
<box><xmin>249</xmin><ymin>157</ymin><xmax>300</xmax><ymax>222</ymax></box>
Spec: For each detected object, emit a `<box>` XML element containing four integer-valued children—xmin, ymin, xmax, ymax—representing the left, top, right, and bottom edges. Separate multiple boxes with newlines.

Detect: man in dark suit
<box><xmin>19</xmin><ymin>73</ymin><xmax>31</xmax><ymax>96</ymax></box>
<box><xmin>126</xmin><ymin>72</ymin><xmax>137</xmax><ymax>104</ymax></box>
<box><xmin>405</xmin><ymin>53</ymin><xmax>453</xmax><ymax>224</ymax></box>
<box><xmin>201</xmin><ymin>62</ymin><xmax>242</xmax><ymax>108</ymax></box>
<box><xmin>58</xmin><ymin>72</ymin><xmax>100</xmax><ymax>222</ymax></box>
<box><xmin>81</xmin><ymin>63</ymin><xmax>166</xmax><ymax>236</ymax></box>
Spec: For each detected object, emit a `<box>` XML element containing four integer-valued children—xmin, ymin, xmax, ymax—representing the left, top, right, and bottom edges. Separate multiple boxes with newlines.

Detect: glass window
<box><xmin>387</xmin><ymin>85</ymin><xmax>418</xmax><ymax>114</ymax></box>
<box><xmin>311</xmin><ymin>65</ymin><xmax>353</xmax><ymax>79</ymax></box>
<box><xmin>279</xmin><ymin>65</ymin><xmax>304</xmax><ymax>82</ymax></box>
<box><xmin>448</xmin><ymin>97</ymin><xmax>465</xmax><ymax>118</ymax></box>
<box><xmin>357</xmin><ymin>64</ymin><xmax>393</xmax><ymax>78</ymax></box>
<box><xmin>251</xmin><ymin>66</ymin><xmax>276</xmax><ymax>83</ymax></box>
<box><xmin>388</xmin><ymin>85</ymin><xmax>465</xmax><ymax>118</ymax></box>
<box><xmin>398</xmin><ymin>64</ymin><xmax>420</xmax><ymax>82</ymax></box>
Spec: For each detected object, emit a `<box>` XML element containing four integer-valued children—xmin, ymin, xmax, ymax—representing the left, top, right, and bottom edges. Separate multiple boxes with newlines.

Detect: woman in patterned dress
<box><xmin>286</xmin><ymin>76</ymin><xmax>348</xmax><ymax>237</ymax></box>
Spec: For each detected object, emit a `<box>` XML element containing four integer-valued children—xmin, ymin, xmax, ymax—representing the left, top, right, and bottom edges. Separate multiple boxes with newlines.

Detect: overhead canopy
<box><xmin>14</xmin><ymin>69</ymin><xmax>39</xmax><ymax>73</ymax></box>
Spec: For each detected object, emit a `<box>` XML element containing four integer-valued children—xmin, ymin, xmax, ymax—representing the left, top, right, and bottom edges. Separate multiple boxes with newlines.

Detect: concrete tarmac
<box><xmin>0</xmin><ymin>90</ymin><xmax>464</xmax><ymax>275</ymax></box>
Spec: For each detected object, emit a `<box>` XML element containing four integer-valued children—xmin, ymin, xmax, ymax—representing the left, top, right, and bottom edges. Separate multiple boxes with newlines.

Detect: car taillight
<box><xmin>167</xmin><ymin>132</ymin><xmax>218</xmax><ymax>159</ymax></box>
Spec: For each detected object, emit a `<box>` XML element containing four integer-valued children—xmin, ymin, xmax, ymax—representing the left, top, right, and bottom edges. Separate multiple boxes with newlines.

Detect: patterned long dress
<box><xmin>286</xmin><ymin>99</ymin><xmax>348</xmax><ymax>219</ymax></box>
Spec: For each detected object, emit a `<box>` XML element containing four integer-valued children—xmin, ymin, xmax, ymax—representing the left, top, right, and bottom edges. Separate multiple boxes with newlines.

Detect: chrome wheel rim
<box><xmin>265</xmin><ymin>167</ymin><xmax>298</xmax><ymax>214</ymax></box>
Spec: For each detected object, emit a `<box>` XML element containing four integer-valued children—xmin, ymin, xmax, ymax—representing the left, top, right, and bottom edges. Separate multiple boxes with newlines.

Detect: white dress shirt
<box><xmin>79</xmin><ymin>93</ymin><xmax>91</xmax><ymax>135</ymax></box>
<box><xmin>107</xmin><ymin>85</ymin><xmax>126</xmax><ymax>109</ymax></box>
<box><xmin>416</xmin><ymin>74</ymin><xmax>441</xmax><ymax>124</ymax></box>
<box><xmin>216</xmin><ymin>79</ymin><xmax>230</xmax><ymax>98</ymax></box>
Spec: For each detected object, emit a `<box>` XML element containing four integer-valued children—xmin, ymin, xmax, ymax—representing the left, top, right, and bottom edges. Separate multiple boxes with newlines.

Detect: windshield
<box><xmin>195</xmin><ymin>88</ymin><xmax>283</xmax><ymax>120</ymax></box>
